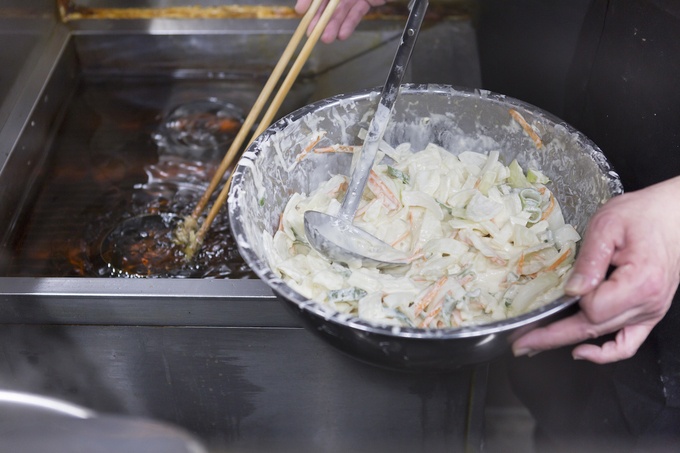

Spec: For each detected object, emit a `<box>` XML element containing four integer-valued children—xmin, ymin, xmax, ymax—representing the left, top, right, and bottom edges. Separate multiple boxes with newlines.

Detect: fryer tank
<box><xmin>0</xmin><ymin>1</ymin><xmax>487</xmax><ymax>451</ymax></box>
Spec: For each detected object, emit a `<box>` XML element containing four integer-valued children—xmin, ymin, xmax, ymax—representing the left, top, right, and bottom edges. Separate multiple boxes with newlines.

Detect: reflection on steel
<box><xmin>0</xmin><ymin>389</ymin><xmax>209</xmax><ymax>453</ymax></box>
<box><xmin>0</xmin><ymin>390</ymin><xmax>95</xmax><ymax>419</ymax></box>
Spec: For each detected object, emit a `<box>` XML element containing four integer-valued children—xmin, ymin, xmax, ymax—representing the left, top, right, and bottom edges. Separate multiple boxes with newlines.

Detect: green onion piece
<box><xmin>328</xmin><ymin>287</ymin><xmax>368</xmax><ymax>303</ymax></box>
<box><xmin>519</xmin><ymin>188</ymin><xmax>542</xmax><ymax>208</ymax></box>
<box><xmin>387</xmin><ymin>166</ymin><xmax>410</xmax><ymax>185</ymax></box>
<box><xmin>389</xmin><ymin>308</ymin><xmax>415</xmax><ymax>327</ymax></box>
<box><xmin>525</xmin><ymin>206</ymin><xmax>542</xmax><ymax>223</ymax></box>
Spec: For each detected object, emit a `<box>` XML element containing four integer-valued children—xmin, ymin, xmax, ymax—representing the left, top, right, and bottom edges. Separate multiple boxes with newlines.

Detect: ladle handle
<box><xmin>338</xmin><ymin>0</ymin><xmax>428</xmax><ymax>222</ymax></box>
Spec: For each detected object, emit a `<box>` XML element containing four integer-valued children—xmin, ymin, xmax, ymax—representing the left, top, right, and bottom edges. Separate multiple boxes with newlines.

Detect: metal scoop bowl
<box><xmin>303</xmin><ymin>211</ymin><xmax>410</xmax><ymax>269</ymax></box>
<box><xmin>303</xmin><ymin>0</ymin><xmax>428</xmax><ymax>269</ymax></box>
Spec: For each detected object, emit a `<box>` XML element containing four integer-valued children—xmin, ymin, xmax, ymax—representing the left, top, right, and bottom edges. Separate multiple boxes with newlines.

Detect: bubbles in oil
<box><xmin>153</xmin><ymin>98</ymin><xmax>244</xmax><ymax>161</ymax></box>
<box><xmin>75</xmin><ymin>98</ymin><xmax>253</xmax><ymax>278</ymax></box>
<box><xmin>100</xmin><ymin>213</ymin><xmax>184</xmax><ymax>277</ymax></box>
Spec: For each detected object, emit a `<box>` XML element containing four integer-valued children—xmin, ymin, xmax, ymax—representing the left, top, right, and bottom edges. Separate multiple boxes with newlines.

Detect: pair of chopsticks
<box><xmin>179</xmin><ymin>0</ymin><xmax>340</xmax><ymax>257</ymax></box>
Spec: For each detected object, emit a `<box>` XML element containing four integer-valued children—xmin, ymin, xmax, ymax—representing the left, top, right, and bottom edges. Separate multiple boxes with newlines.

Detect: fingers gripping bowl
<box><xmin>228</xmin><ymin>85</ymin><xmax>622</xmax><ymax>370</ymax></box>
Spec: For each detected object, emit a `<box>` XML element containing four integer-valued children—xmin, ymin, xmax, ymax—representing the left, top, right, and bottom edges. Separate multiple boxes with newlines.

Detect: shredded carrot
<box><xmin>414</xmin><ymin>276</ymin><xmax>448</xmax><ymax>317</ymax></box>
<box><xmin>516</xmin><ymin>252</ymin><xmax>526</xmax><ymax>275</ymax></box>
<box><xmin>509</xmin><ymin>108</ymin><xmax>543</xmax><ymax>149</ymax></box>
<box><xmin>419</xmin><ymin>305</ymin><xmax>442</xmax><ymax>328</ymax></box>
<box><xmin>490</xmin><ymin>256</ymin><xmax>508</xmax><ymax>266</ymax></box>
<box><xmin>389</xmin><ymin>210</ymin><xmax>414</xmax><ymax>247</ymax></box>
<box><xmin>314</xmin><ymin>145</ymin><xmax>357</xmax><ymax>154</ymax></box>
<box><xmin>408</xmin><ymin>251</ymin><xmax>425</xmax><ymax>263</ymax></box>
<box><xmin>409</xmin><ymin>244</ymin><xmax>424</xmax><ymax>260</ymax></box>
<box><xmin>540</xmin><ymin>194</ymin><xmax>556</xmax><ymax>221</ymax></box>
<box><xmin>525</xmin><ymin>248</ymin><xmax>573</xmax><ymax>278</ymax></box>
<box><xmin>458</xmin><ymin>273</ymin><xmax>475</xmax><ymax>286</ymax></box>
<box><xmin>544</xmin><ymin>248</ymin><xmax>572</xmax><ymax>272</ymax></box>
<box><xmin>327</xmin><ymin>181</ymin><xmax>348</xmax><ymax>198</ymax></box>
<box><xmin>390</xmin><ymin>230</ymin><xmax>411</xmax><ymax>247</ymax></box>
<box><xmin>367</xmin><ymin>170</ymin><xmax>401</xmax><ymax>210</ymax></box>
<box><xmin>295</xmin><ymin>134</ymin><xmax>324</xmax><ymax>162</ymax></box>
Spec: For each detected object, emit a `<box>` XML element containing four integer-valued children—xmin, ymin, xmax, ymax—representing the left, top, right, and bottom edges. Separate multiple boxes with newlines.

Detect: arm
<box><xmin>295</xmin><ymin>0</ymin><xmax>386</xmax><ymax>43</ymax></box>
<box><xmin>513</xmin><ymin>175</ymin><xmax>680</xmax><ymax>363</ymax></box>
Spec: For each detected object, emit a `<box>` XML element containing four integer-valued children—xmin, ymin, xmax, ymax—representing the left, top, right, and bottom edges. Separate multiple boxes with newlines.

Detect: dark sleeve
<box><xmin>564</xmin><ymin>0</ymin><xmax>680</xmax><ymax>191</ymax></box>
<box><xmin>565</xmin><ymin>0</ymin><xmax>680</xmax><ymax>409</ymax></box>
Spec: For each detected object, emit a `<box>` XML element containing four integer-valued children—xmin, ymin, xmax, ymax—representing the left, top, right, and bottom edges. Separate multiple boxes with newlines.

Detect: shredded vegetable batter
<box><xmin>263</xmin><ymin>140</ymin><xmax>580</xmax><ymax>329</ymax></box>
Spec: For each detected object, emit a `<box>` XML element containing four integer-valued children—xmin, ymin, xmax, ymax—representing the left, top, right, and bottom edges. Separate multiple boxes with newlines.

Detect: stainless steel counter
<box><xmin>1</xmin><ymin>277</ymin><xmax>489</xmax><ymax>452</ymax></box>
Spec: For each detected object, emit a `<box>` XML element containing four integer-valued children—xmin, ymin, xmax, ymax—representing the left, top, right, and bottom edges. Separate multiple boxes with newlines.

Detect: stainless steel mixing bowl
<box><xmin>228</xmin><ymin>84</ymin><xmax>623</xmax><ymax>371</ymax></box>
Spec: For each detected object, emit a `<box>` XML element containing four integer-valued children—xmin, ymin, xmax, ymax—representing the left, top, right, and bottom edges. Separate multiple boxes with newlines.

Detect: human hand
<box><xmin>295</xmin><ymin>0</ymin><xmax>387</xmax><ymax>43</ymax></box>
<box><xmin>513</xmin><ymin>176</ymin><xmax>680</xmax><ymax>363</ymax></box>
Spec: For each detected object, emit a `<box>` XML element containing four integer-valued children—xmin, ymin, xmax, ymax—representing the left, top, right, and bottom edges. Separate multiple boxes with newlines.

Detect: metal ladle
<box><xmin>303</xmin><ymin>0</ymin><xmax>428</xmax><ymax>269</ymax></box>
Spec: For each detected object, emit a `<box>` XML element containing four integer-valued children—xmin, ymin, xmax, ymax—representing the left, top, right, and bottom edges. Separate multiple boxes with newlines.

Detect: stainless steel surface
<box><xmin>304</xmin><ymin>0</ymin><xmax>428</xmax><ymax>268</ymax></box>
<box><xmin>229</xmin><ymin>85</ymin><xmax>623</xmax><ymax>370</ymax></box>
<box><xmin>0</xmin><ymin>391</ymin><xmax>208</xmax><ymax>453</ymax></box>
<box><xmin>0</xmin><ymin>1</ymin><xmax>56</xmax><ymax>126</ymax></box>
<box><xmin>0</xmin><ymin>8</ymin><xmax>486</xmax><ymax>452</ymax></box>
<box><xmin>0</xmin><ymin>323</ymin><xmax>487</xmax><ymax>452</ymax></box>
<box><xmin>0</xmin><ymin>277</ymin><xmax>287</xmax><ymax>326</ymax></box>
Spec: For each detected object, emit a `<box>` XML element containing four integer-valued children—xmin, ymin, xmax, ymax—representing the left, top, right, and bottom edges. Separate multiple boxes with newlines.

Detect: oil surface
<box><xmin>5</xmin><ymin>77</ymin><xmax>268</xmax><ymax>278</ymax></box>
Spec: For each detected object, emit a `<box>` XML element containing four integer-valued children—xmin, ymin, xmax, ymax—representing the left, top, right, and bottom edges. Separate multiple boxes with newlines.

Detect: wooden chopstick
<box><xmin>188</xmin><ymin>0</ymin><xmax>326</xmax><ymax>222</ymax></box>
<box><xmin>185</xmin><ymin>0</ymin><xmax>341</xmax><ymax>253</ymax></box>
<box><xmin>251</xmin><ymin>0</ymin><xmax>342</xmax><ymax>139</ymax></box>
